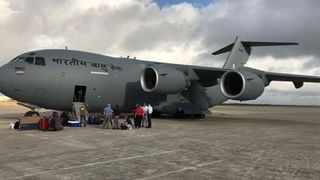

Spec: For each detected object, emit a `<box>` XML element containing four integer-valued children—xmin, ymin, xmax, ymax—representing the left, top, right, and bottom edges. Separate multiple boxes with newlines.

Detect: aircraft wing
<box><xmin>264</xmin><ymin>71</ymin><xmax>320</xmax><ymax>88</ymax></box>
<box><xmin>192</xmin><ymin>68</ymin><xmax>226</xmax><ymax>87</ymax></box>
<box><xmin>192</xmin><ymin>66</ymin><xmax>320</xmax><ymax>89</ymax></box>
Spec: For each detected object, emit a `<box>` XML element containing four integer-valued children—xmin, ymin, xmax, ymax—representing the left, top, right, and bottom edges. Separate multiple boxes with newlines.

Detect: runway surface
<box><xmin>0</xmin><ymin>104</ymin><xmax>320</xmax><ymax>179</ymax></box>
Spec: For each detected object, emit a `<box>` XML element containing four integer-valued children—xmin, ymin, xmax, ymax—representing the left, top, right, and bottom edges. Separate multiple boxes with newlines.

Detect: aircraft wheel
<box><xmin>24</xmin><ymin>111</ymin><xmax>40</xmax><ymax>117</ymax></box>
<box><xmin>153</xmin><ymin>111</ymin><xmax>162</xmax><ymax>117</ymax></box>
<box><xmin>191</xmin><ymin>114</ymin><xmax>205</xmax><ymax>119</ymax></box>
<box><xmin>175</xmin><ymin>109</ymin><xmax>185</xmax><ymax>118</ymax></box>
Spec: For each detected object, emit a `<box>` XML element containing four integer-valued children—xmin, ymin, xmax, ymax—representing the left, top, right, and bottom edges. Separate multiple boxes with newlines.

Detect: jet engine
<box><xmin>220</xmin><ymin>69</ymin><xmax>265</xmax><ymax>101</ymax></box>
<box><xmin>140</xmin><ymin>66</ymin><xmax>190</xmax><ymax>94</ymax></box>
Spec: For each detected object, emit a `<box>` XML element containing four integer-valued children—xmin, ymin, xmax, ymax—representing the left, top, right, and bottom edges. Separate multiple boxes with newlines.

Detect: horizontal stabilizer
<box><xmin>212</xmin><ymin>41</ymin><xmax>298</xmax><ymax>55</ymax></box>
<box><xmin>212</xmin><ymin>37</ymin><xmax>298</xmax><ymax>70</ymax></box>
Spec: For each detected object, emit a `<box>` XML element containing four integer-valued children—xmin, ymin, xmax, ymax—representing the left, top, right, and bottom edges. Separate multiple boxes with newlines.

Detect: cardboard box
<box><xmin>19</xmin><ymin>116</ymin><xmax>42</xmax><ymax>125</ymax></box>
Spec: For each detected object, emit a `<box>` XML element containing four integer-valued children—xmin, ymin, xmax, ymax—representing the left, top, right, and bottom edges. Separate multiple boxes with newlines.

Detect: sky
<box><xmin>156</xmin><ymin>0</ymin><xmax>212</xmax><ymax>7</ymax></box>
<box><xmin>0</xmin><ymin>0</ymin><xmax>320</xmax><ymax>105</ymax></box>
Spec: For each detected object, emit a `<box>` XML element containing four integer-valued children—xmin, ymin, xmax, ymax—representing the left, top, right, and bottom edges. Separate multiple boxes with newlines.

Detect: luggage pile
<box><xmin>14</xmin><ymin>111</ymin><xmax>64</xmax><ymax>131</ymax></box>
<box><xmin>39</xmin><ymin>113</ymin><xmax>63</xmax><ymax>131</ymax></box>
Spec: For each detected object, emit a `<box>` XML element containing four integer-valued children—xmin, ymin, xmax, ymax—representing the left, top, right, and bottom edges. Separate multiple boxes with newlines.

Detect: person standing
<box><xmin>133</xmin><ymin>104</ymin><xmax>138</xmax><ymax>128</ymax></box>
<box><xmin>113</xmin><ymin>105</ymin><xmax>120</xmax><ymax>129</ymax></box>
<box><xmin>77</xmin><ymin>89</ymin><xmax>84</xmax><ymax>102</ymax></box>
<box><xmin>146</xmin><ymin>103</ymin><xmax>153</xmax><ymax>128</ymax></box>
<box><xmin>103</xmin><ymin>104</ymin><xmax>113</xmax><ymax>129</ymax></box>
<box><xmin>79</xmin><ymin>104</ymin><xmax>87</xmax><ymax>127</ymax></box>
<box><xmin>142</xmin><ymin>103</ymin><xmax>148</xmax><ymax>127</ymax></box>
<box><xmin>134</xmin><ymin>104</ymin><xmax>144</xmax><ymax>128</ymax></box>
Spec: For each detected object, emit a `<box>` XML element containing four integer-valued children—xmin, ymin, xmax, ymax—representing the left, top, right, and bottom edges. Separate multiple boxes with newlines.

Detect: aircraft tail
<box><xmin>212</xmin><ymin>37</ymin><xmax>298</xmax><ymax>70</ymax></box>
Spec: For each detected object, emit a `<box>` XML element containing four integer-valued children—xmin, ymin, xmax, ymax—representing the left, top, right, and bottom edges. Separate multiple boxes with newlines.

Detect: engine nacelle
<box><xmin>220</xmin><ymin>70</ymin><xmax>265</xmax><ymax>101</ymax></box>
<box><xmin>140</xmin><ymin>66</ymin><xmax>190</xmax><ymax>94</ymax></box>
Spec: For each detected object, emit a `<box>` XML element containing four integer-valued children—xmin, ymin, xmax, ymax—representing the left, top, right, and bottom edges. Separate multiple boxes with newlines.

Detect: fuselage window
<box><xmin>35</xmin><ymin>57</ymin><xmax>46</xmax><ymax>66</ymax></box>
<box><xmin>25</xmin><ymin>57</ymin><xmax>34</xmax><ymax>64</ymax></box>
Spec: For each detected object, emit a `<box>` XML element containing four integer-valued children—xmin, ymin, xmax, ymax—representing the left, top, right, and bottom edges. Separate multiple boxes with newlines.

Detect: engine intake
<box><xmin>220</xmin><ymin>70</ymin><xmax>265</xmax><ymax>101</ymax></box>
<box><xmin>141</xmin><ymin>66</ymin><xmax>189</xmax><ymax>94</ymax></box>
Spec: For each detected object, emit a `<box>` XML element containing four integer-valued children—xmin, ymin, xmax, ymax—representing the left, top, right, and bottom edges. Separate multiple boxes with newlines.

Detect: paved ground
<box><xmin>0</xmin><ymin>105</ymin><xmax>320</xmax><ymax>180</ymax></box>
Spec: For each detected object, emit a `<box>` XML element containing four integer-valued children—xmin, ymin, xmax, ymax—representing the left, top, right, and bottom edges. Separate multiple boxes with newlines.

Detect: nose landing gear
<box><xmin>24</xmin><ymin>111</ymin><xmax>40</xmax><ymax>117</ymax></box>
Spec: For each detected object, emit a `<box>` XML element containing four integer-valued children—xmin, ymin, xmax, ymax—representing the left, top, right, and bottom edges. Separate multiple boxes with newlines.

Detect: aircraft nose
<box><xmin>0</xmin><ymin>68</ymin><xmax>2</xmax><ymax>88</ymax></box>
<box><xmin>0</xmin><ymin>65</ymin><xmax>5</xmax><ymax>92</ymax></box>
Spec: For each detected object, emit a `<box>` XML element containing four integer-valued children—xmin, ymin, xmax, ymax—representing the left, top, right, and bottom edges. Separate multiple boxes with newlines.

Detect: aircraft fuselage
<box><xmin>0</xmin><ymin>49</ymin><xmax>227</xmax><ymax>115</ymax></box>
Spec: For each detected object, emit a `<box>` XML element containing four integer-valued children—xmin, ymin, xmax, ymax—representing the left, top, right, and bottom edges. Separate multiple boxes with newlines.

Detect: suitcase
<box><xmin>88</xmin><ymin>115</ymin><xmax>97</xmax><ymax>124</ymax></box>
<box><xmin>19</xmin><ymin>124</ymin><xmax>38</xmax><ymax>130</ymax></box>
<box><xmin>39</xmin><ymin>117</ymin><xmax>49</xmax><ymax>131</ymax></box>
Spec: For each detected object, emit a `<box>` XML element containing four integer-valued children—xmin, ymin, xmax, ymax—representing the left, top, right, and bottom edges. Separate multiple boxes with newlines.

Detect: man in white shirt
<box><xmin>146</xmin><ymin>103</ymin><xmax>153</xmax><ymax>128</ymax></box>
<box><xmin>142</xmin><ymin>103</ymin><xmax>148</xmax><ymax>127</ymax></box>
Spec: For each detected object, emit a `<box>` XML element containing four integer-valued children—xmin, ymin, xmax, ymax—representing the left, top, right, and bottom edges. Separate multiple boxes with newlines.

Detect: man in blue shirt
<box><xmin>103</xmin><ymin>104</ymin><xmax>113</xmax><ymax>129</ymax></box>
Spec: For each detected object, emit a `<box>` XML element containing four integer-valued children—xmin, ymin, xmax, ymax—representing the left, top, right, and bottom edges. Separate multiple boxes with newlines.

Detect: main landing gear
<box><xmin>174</xmin><ymin>108</ymin><xmax>205</xmax><ymax>119</ymax></box>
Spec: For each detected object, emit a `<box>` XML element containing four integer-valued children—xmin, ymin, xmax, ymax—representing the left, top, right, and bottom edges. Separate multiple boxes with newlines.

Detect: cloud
<box><xmin>0</xmin><ymin>0</ymin><xmax>320</xmax><ymax>105</ymax></box>
<box><xmin>200</xmin><ymin>0</ymin><xmax>320</xmax><ymax>60</ymax></box>
<box><xmin>0</xmin><ymin>0</ymin><xmax>16</xmax><ymax>22</ymax></box>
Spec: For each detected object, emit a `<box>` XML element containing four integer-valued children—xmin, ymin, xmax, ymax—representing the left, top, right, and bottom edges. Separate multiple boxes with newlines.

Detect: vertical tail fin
<box><xmin>212</xmin><ymin>37</ymin><xmax>298</xmax><ymax>70</ymax></box>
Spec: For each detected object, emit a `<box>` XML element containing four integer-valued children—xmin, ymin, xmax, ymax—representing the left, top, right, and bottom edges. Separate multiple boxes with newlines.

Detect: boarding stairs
<box><xmin>72</xmin><ymin>102</ymin><xmax>87</xmax><ymax>122</ymax></box>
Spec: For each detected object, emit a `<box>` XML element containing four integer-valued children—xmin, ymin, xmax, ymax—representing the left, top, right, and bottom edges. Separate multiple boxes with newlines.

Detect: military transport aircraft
<box><xmin>0</xmin><ymin>37</ymin><xmax>320</xmax><ymax>117</ymax></box>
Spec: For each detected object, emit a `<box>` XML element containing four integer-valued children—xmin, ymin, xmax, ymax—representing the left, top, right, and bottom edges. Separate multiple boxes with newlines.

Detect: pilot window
<box><xmin>25</xmin><ymin>57</ymin><xmax>34</xmax><ymax>64</ymax></box>
<box><xmin>11</xmin><ymin>56</ymin><xmax>25</xmax><ymax>63</ymax></box>
<box><xmin>35</xmin><ymin>57</ymin><xmax>45</xmax><ymax>66</ymax></box>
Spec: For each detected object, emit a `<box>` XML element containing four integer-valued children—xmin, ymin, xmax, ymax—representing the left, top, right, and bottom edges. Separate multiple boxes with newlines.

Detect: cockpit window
<box><xmin>25</xmin><ymin>57</ymin><xmax>34</xmax><ymax>64</ymax></box>
<box><xmin>10</xmin><ymin>56</ymin><xmax>25</xmax><ymax>63</ymax></box>
<box><xmin>35</xmin><ymin>57</ymin><xmax>46</xmax><ymax>66</ymax></box>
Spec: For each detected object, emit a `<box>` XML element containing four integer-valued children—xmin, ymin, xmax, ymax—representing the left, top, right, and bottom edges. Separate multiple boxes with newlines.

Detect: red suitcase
<box><xmin>39</xmin><ymin>117</ymin><xmax>49</xmax><ymax>131</ymax></box>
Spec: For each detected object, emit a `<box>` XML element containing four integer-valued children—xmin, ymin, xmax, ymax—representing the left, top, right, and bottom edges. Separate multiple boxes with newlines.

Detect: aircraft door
<box><xmin>73</xmin><ymin>85</ymin><xmax>87</xmax><ymax>102</ymax></box>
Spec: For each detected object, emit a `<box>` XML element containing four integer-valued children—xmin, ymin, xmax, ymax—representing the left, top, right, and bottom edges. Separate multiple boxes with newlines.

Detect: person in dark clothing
<box><xmin>79</xmin><ymin>104</ymin><xmax>87</xmax><ymax>127</ymax></box>
<box><xmin>60</xmin><ymin>112</ymin><xmax>70</xmax><ymax>126</ymax></box>
<box><xmin>126</xmin><ymin>116</ymin><xmax>133</xmax><ymax>126</ymax></box>
<box><xmin>121</xmin><ymin>115</ymin><xmax>133</xmax><ymax>130</ymax></box>
<box><xmin>113</xmin><ymin>105</ymin><xmax>120</xmax><ymax>129</ymax></box>
<box><xmin>51</xmin><ymin>111</ymin><xmax>62</xmax><ymax>131</ymax></box>
<box><xmin>77</xmin><ymin>89</ymin><xmax>84</xmax><ymax>102</ymax></box>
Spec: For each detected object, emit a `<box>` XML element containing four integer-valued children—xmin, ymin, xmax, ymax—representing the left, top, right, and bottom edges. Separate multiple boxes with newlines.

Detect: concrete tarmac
<box><xmin>0</xmin><ymin>105</ymin><xmax>320</xmax><ymax>179</ymax></box>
